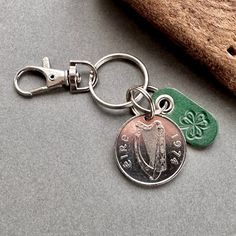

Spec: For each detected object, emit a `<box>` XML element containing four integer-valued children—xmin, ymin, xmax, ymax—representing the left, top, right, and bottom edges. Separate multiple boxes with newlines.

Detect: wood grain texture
<box><xmin>124</xmin><ymin>0</ymin><xmax>236</xmax><ymax>94</ymax></box>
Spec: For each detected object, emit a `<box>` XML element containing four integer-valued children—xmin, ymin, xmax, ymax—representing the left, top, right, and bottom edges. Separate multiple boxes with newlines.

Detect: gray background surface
<box><xmin>0</xmin><ymin>1</ymin><xmax>235</xmax><ymax>235</ymax></box>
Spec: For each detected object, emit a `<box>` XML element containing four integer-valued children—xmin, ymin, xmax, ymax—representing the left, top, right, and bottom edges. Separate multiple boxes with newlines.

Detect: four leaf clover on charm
<box><xmin>179</xmin><ymin>110</ymin><xmax>209</xmax><ymax>140</ymax></box>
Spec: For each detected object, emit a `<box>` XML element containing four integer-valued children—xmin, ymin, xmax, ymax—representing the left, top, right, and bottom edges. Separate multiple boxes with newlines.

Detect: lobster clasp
<box><xmin>14</xmin><ymin>57</ymin><xmax>70</xmax><ymax>97</ymax></box>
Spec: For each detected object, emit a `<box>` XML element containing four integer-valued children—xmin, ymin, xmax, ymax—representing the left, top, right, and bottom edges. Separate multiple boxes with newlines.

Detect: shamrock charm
<box><xmin>179</xmin><ymin>110</ymin><xmax>209</xmax><ymax>140</ymax></box>
<box><xmin>152</xmin><ymin>87</ymin><xmax>218</xmax><ymax>147</ymax></box>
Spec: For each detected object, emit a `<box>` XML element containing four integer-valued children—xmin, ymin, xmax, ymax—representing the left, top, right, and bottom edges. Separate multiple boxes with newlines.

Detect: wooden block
<box><xmin>124</xmin><ymin>0</ymin><xmax>236</xmax><ymax>94</ymax></box>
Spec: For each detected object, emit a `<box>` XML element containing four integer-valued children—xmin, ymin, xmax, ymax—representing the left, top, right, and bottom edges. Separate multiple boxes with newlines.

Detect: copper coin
<box><xmin>115</xmin><ymin>115</ymin><xmax>186</xmax><ymax>186</ymax></box>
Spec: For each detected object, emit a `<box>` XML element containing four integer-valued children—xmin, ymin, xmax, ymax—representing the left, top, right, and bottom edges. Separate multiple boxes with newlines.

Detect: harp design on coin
<box><xmin>134</xmin><ymin>120</ymin><xmax>167</xmax><ymax>180</ymax></box>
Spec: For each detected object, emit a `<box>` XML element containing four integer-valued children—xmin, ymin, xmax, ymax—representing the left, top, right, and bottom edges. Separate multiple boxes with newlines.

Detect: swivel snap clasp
<box><xmin>14</xmin><ymin>57</ymin><xmax>98</xmax><ymax>97</ymax></box>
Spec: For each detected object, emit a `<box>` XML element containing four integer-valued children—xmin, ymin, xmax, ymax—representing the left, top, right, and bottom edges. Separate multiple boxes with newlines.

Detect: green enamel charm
<box><xmin>152</xmin><ymin>87</ymin><xmax>218</xmax><ymax>147</ymax></box>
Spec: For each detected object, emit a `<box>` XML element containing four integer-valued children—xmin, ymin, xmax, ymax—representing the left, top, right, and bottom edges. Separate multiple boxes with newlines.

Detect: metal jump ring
<box><xmin>128</xmin><ymin>86</ymin><xmax>173</xmax><ymax>116</ymax></box>
<box><xmin>127</xmin><ymin>86</ymin><xmax>156</xmax><ymax>120</ymax></box>
<box><xmin>155</xmin><ymin>94</ymin><xmax>174</xmax><ymax>114</ymax></box>
<box><xmin>127</xmin><ymin>86</ymin><xmax>158</xmax><ymax>114</ymax></box>
<box><xmin>89</xmin><ymin>53</ymin><xmax>149</xmax><ymax>109</ymax></box>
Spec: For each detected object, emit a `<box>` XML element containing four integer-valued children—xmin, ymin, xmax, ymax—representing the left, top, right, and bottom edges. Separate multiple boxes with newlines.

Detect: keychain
<box><xmin>14</xmin><ymin>53</ymin><xmax>218</xmax><ymax>187</ymax></box>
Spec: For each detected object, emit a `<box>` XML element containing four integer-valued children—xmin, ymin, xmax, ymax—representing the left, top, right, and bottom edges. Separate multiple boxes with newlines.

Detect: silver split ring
<box><xmin>89</xmin><ymin>53</ymin><xmax>149</xmax><ymax>109</ymax></box>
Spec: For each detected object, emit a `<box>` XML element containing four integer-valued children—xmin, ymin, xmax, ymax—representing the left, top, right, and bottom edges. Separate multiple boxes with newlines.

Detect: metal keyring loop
<box><xmin>127</xmin><ymin>86</ymin><xmax>156</xmax><ymax>120</ymax></box>
<box><xmin>89</xmin><ymin>53</ymin><xmax>149</xmax><ymax>109</ymax></box>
